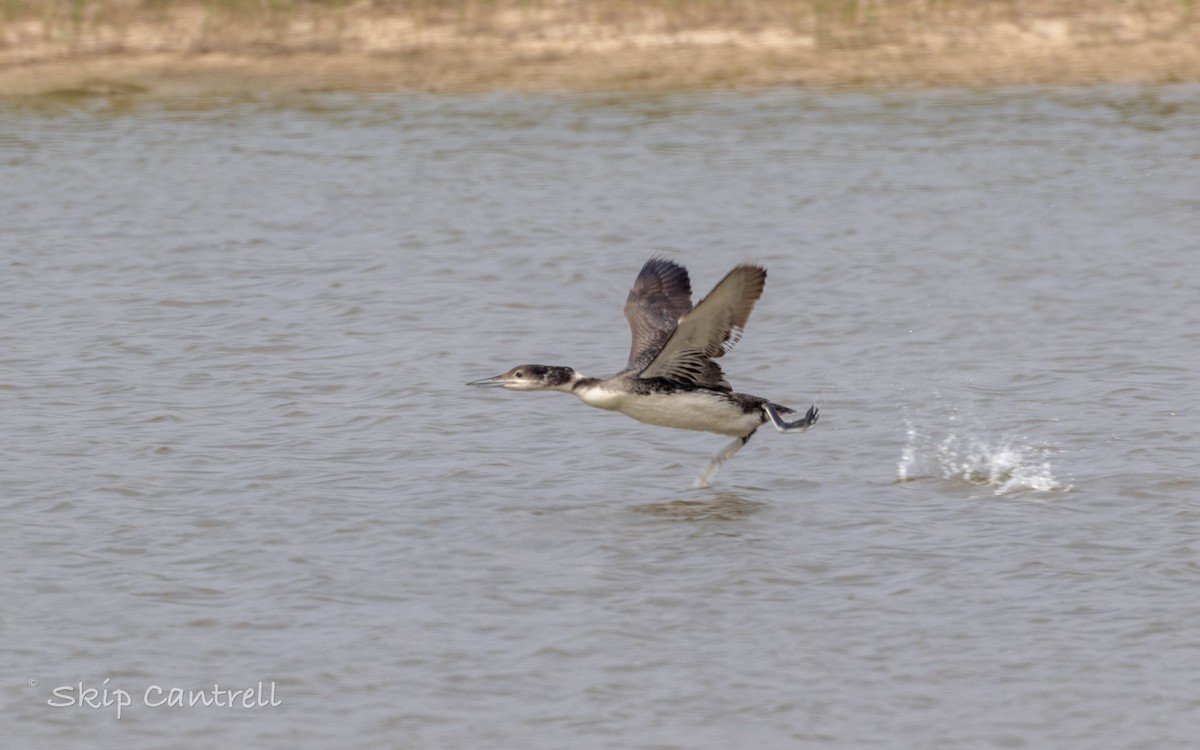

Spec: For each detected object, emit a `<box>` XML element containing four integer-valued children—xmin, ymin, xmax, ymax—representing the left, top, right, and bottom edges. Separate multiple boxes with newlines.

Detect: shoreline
<box><xmin>3</xmin><ymin>2</ymin><xmax>1199</xmax><ymax>98</ymax></box>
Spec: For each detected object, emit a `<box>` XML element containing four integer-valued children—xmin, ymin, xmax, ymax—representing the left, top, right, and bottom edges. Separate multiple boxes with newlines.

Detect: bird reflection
<box><xmin>630</xmin><ymin>491</ymin><xmax>762</xmax><ymax>521</ymax></box>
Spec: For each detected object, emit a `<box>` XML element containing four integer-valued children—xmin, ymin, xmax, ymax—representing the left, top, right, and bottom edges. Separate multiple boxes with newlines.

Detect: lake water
<box><xmin>3</xmin><ymin>85</ymin><xmax>1199</xmax><ymax>748</ymax></box>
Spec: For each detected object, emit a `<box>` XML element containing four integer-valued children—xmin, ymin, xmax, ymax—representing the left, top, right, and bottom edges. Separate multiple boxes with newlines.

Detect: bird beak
<box><xmin>466</xmin><ymin>374</ymin><xmax>509</xmax><ymax>387</ymax></box>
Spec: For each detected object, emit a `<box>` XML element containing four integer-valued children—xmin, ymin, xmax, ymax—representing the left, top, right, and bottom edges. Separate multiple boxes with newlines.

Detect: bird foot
<box><xmin>765</xmin><ymin>403</ymin><xmax>819</xmax><ymax>433</ymax></box>
<box><xmin>694</xmin><ymin>434</ymin><xmax>753</xmax><ymax>488</ymax></box>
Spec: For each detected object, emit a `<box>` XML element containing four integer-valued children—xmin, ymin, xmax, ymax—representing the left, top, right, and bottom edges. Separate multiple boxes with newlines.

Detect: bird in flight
<box><xmin>468</xmin><ymin>257</ymin><xmax>819</xmax><ymax>487</ymax></box>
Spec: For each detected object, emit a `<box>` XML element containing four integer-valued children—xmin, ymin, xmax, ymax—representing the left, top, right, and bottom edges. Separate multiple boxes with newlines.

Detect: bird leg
<box><xmin>765</xmin><ymin>403</ymin><xmax>819</xmax><ymax>433</ymax></box>
<box><xmin>694</xmin><ymin>431</ymin><xmax>755</xmax><ymax>488</ymax></box>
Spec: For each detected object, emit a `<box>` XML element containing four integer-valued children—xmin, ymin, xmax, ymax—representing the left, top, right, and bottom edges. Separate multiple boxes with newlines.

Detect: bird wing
<box><xmin>636</xmin><ymin>264</ymin><xmax>766</xmax><ymax>390</ymax></box>
<box><xmin>623</xmin><ymin>258</ymin><xmax>694</xmax><ymax>370</ymax></box>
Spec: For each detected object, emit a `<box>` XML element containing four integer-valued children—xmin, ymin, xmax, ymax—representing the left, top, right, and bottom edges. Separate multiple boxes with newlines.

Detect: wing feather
<box><xmin>623</xmin><ymin>258</ymin><xmax>693</xmax><ymax>370</ymax></box>
<box><xmin>637</xmin><ymin>265</ymin><xmax>766</xmax><ymax>389</ymax></box>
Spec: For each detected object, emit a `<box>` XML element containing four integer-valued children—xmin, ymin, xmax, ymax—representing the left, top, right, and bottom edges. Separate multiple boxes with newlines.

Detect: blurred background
<box><xmin>2</xmin><ymin>0</ymin><xmax>1199</xmax><ymax>94</ymax></box>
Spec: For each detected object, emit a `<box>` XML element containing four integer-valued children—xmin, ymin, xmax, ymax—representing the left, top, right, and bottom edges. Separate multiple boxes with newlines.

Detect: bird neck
<box><xmin>538</xmin><ymin>367</ymin><xmax>595</xmax><ymax>393</ymax></box>
<box><xmin>570</xmin><ymin>374</ymin><xmax>603</xmax><ymax>392</ymax></box>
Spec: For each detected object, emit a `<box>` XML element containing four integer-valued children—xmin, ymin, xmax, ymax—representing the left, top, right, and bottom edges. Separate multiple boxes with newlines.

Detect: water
<box><xmin>2</xmin><ymin>86</ymin><xmax>1199</xmax><ymax>748</ymax></box>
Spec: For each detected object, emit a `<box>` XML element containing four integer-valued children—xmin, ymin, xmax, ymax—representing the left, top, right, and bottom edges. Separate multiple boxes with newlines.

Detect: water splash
<box><xmin>897</xmin><ymin>420</ymin><xmax>1071</xmax><ymax>495</ymax></box>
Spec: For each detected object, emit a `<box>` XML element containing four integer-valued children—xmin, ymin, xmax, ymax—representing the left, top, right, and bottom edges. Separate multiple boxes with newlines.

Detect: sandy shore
<box><xmin>3</xmin><ymin>2</ymin><xmax>1199</xmax><ymax>97</ymax></box>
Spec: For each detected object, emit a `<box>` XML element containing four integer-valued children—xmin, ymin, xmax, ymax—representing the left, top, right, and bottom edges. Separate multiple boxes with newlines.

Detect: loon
<box><xmin>467</xmin><ymin>258</ymin><xmax>819</xmax><ymax>487</ymax></box>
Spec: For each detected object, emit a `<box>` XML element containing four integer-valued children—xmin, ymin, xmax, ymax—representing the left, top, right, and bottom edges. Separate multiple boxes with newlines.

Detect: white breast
<box><xmin>574</xmin><ymin>385</ymin><xmax>761</xmax><ymax>436</ymax></box>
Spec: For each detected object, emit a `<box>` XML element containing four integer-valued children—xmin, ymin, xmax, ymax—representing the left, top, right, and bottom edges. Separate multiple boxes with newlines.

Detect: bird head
<box><xmin>466</xmin><ymin>365</ymin><xmax>580</xmax><ymax>392</ymax></box>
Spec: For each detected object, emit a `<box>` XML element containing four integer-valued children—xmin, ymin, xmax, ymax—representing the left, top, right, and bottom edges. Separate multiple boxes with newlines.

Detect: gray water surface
<box><xmin>3</xmin><ymin>86</ymin><xmax>1199</xmax><ymax>748</ymax></box>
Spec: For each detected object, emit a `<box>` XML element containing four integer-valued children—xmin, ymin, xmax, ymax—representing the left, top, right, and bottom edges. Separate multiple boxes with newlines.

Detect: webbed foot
<box><xmin>765</xmin><ymin>403</ymin><xmax>819</xmax><ymax>433</ymax></box>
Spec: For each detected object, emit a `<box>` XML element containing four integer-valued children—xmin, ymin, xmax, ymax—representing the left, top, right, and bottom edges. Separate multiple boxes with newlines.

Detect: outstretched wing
<box><xmin>623</xmin><ymin>258</ymin><xmax>693</xmax><ymax>370</ymax></box>
<box><xmin>637</xmin><ymin>264</ymin><xmax>766</xmax><ymax>390</ymax></box>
